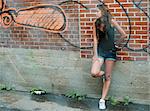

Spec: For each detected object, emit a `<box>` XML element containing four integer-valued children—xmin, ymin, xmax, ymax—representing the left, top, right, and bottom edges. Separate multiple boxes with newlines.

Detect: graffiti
<box><xmin>113</xmin><ymin>0</ymin><xmax>150</xmax><ymax>54</ymax></box>
<box><xmin>15</xmin><ymin>5</ymin><xmax>67</xmax><ymax>33</ymax></box>
<box><xmin>0</xmin><ymin>0</ymin><xmax>67</xmax><ymax>33</ymax></box>
<box><xmin>0</xmin><ymin>0</ymin><xmax>90</xmax><ymax>49</ymax></box>
<box><xmin>0</xmin><ymin>0</ymin><xmax>149</xmax><ymax>52</ymax></box>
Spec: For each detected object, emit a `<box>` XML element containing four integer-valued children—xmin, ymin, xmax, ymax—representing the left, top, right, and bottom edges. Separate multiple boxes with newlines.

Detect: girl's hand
<box><xmin>92</xmin><ymin>55</ymin><xmax>98</xmax><ymax>62</ymax></box>
<box><xmin>115</xmin><ymin>45</ymin><xmax>123</xmax><ymax>51</ymax></box>
<box><xmin>115</xmin><ymin>45</ymin><xmax>122</xmax><ymax>49</ymax></box>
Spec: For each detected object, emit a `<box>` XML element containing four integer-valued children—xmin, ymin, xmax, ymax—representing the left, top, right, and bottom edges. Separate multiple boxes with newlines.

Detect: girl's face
<box><xmin>96</xmin><ymin>9</ymin><xmax>102</xmax><ymax>18</ymax></box>
<box><xmin>99</xmin><ymin>23</ymin><xmax>105</xmax><ymax>32</ymax></box>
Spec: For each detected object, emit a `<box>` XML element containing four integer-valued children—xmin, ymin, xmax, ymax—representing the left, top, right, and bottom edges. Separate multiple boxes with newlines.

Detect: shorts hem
<box><xmin>98</xmin><ymin>56</ymin><xmax>116</xmax><ymax>61</ymax></box>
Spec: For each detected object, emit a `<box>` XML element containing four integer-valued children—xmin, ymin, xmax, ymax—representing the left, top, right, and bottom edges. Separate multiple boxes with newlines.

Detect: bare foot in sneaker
<box><xmin>92</xmin><ymin>71</ymin><xmax>104</xmax><ymax>78</ymax></box>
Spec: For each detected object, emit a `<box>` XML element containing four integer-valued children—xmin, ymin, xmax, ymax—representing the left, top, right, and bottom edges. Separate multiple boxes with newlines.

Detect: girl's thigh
<box><xmin>91</xmin><ymin>57</ymin><xmax>104</xmax><ymax>74</ymax></box>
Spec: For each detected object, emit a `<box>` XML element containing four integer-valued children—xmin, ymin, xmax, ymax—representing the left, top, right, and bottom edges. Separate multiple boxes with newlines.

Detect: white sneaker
<box><xmin>99</xmin><ymin>99</ymin><xmax>106</xmax><ymax>110</ymax></box>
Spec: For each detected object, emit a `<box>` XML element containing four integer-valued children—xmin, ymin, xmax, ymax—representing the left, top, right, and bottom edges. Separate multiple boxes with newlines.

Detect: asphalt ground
<box><xmin>0</xmin><ymin>90</ymin><xmax>149</xmax><ymax>111</ymax></box>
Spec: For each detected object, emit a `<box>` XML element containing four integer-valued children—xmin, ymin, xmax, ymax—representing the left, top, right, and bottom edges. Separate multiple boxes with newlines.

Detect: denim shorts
<box><xmin>98</xmin><ymin>50</ymin><xmax>117</xmax><ymax>61</ymax></box>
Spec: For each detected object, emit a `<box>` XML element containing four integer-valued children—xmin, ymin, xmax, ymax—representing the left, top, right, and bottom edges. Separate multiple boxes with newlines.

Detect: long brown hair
<box><xmin>95</xmin><ymin>3</ymin><xmax>112</xmax><ymax>40</ymax></box>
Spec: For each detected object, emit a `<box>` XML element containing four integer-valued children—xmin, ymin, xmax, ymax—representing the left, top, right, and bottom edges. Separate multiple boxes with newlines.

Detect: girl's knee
<box><xmin>91</xmin><ymin>70</ymin><xmax>98</xmax><ymax>76</ymax></box>
<box><xmin>91</xmin><ymin>70</ymin><xmax>101</xmax><ymax>78</ymax></box>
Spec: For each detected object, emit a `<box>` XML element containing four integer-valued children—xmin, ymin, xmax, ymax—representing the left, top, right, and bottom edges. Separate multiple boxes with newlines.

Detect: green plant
<box><xmin>108</xmin><ymin>96</ymin><xmax>120</xmax><ymax>106</ymax></box>
<box><xmin>30</xmin><ymin>88</ymin><xmax>46</xmax><ymax>95</ymax></box>
<box><xmin>108</xmin><ymin>96</ymin><xmax>131</xmax><ymax>106</ymax></box>
<box><xmin>0</xmin><ymin>84</ymin><xmax>13</xmax><ymax>91</ymax></box>
<box><xmin>65</xmin><ymin>90</ymin><xmax>87</xmax><ymax>101</ymax></box>
<box><xmin>123</xmin><ymin>96</ymin><xmax>130</xmax><ymax>106</ymax></box>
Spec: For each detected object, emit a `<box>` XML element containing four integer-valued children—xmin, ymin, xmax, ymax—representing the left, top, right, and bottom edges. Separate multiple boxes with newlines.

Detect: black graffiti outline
<box><xmin>14</xmin><ymin>5</ymin><xmax>67</xmax><ymax>32</ymax></box>
<box><xmin>114</xmin><ymin>0</ymin><xmax>150</xmax><ymax>54</ymax></box>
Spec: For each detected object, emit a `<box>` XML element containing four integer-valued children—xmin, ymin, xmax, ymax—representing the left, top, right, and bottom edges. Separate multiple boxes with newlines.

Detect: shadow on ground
<box><xmin>0</xmin><ymin>90</ymin><xmax>149</xmax><ymax>111</ymax></box>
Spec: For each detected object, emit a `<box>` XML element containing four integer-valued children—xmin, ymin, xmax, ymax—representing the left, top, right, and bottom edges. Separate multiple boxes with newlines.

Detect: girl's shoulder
<box><xmin>111</xmin><ymin>19</ymin><xmax>116</xmax><ymax>27</ymax></box>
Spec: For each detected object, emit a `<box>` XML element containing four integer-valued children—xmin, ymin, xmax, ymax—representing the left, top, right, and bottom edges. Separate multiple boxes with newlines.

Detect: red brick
<box><xmin>122</xmin><ymin>13</ymin><xmax>134</xmax><ymax>16</ymax></box>
<box><xmin>116</xmin><ymin>18</ymin><xmax>128</xmax><ymax>21</ymax></box>
<box><xmin>135</xmin><ymin>57</ymin><xmax>148</xmax><ymax>61</ymax></box>
<box><xmin>86</xmin><ymin>14</ymin><xmax>96</xmax><ymax>17</ymax></box>
<box><xmin>122</xmin><ymin>22</ymin><xmax>134</xmax><ymax>25</ymax></box>
<box><xmin>109</xmin><ymin>9</ymin><xmax>115</xmax><ymax>12</ymax></box>
<box><xmin>80</xmin><ymin>1</ymin><xmax>90</xmax><ymax>4</ymax></box>
<box><xmin>109</xmin><ymin>4</ymin><xmax>120</xmax><ymax>7</ymax></box>
<box><xmin>116</xmin><ymin>57</ymin><xmax>122</xmax><ymax>60</ymax></box>
<box><xmin>129</xmin><ymin>8</ymin><xmax>139</xmax><ymax>12</ymax></box>
<box><xmin>126</xmin><ymin>31</ymin><xmax>135</xmax><ymax>34</ymax></box>
<box><xmin>80</xmin><ymin>10</ymin><xmax>90</xmax><ymax>13</ymax></box>
<box><xmin>87</xmin><ymin>55</ymin><xmax>93</xmax><ymax>58</ymax></box>
<box><xmin>103</xmin><ymin>0</ymin><xmax>114</xmax><ymax>3</ymax></box>
<box><xmin>123</xmin><ymin>57</ymin><xmax>134</xmax><ymax>61</ymax></box>
<box><xmin>117</xmin><ymin>51</ymin><xmax>128</xmax><ymax>56</ymax></box>
<box><xmin>111</xmin><ymin>13</ymin><xmax>121</xmax><ymax>16</ymax></box>
<box><xmin>81</xmin><ymin>31</ymin><xmax>86</xmax><ymax>34</ymax></box>
<box><xmin>81</xmin><ymin>39</ymin><xmax>85</xmax><ymax>42</ymax></box>
<box><xmin>80</xmin><ymin>14</ymin><xmax>85</xmax><ymax>17</ymax></box>
<box><xmin>81</xmin><ymin>27</ymin><xmax>91</xmax><ymax>30</ymax></box>
<box><xmin>81</xmin><ymin>35</ymin><xmax>92</xmax><ymax>38</ymax></box>
<box><xmin>86</xmin><ymin>39</ymin><xmax>93</xmax><ymax>42</ymax></box>
<box><xmin>80</xmin><ymin>23</ymin><xmax>85</xmax><ymax>26</ymax></box>
<box><xmin>131</xmin><ymin>36</ymin><xmax>141</xmax><ymax>39</ymax></box>
<box><xmin>81</xmin><ymin>51</ymin><xmax>92</xmax><ymax>54</ymax></box>
<box><xmin>142</xmin><ymin>27</ymin><xmax>148</xmax><ymax>30</ymax></box>
<box><xmin>142</xmin><ymin>18</ymin><xmax>147</xmax><ymax>21</ymax></box>
<box><xmin>86</xmin><ymin>31</ymin><xmax>93</xmax><ymax>34</ymax></box>
<box><xmin>135</xmin><ymin>22</ymin><xmax>147</xmax><ymax>25</ymax></box>
<box><xmin>135</xmin><ymin>13</ymin><xmax>146</xmax><ymax>16</ymax></box>
<box><xmin>86</xmin><ymin>22</ymin><xmax>93</xmax><ymax>26</ymax></box>
<box><xmin>80</xmin><ymin>54</ymin><xmax>86</xmax><ymax>58</ymax></box>
<box><xmin>139</xmin><ymin>3</ymin><xmax>148</xmax><ymax>7</ymax></box>
<box><xmin>81</xmin><ymin>43</ymin><xmax>92</xmax><ymax>46</ymax></box>
<box><xmin>130</xmin><ymin>18</ymin><xmax>141</xmax><ymax>21</ymax></box>
<box><xmin>131</xmin><ymin>27</ymin><xmax>140</xmax><ymax>30</ymax></box>
<box><xmin>141</xmin><ymin>36</ymin><xmax>148</xmax><ymax>39</ymax></box>
<box><xmin>129</xmin><ymin>53</ymin><xmax>141</xmax><ymax>56</ymax></box>
<box><xmin>80</xmin><ymin>18</ymin><xmax>90</xmax><ymax>21</ymax></box>
<box><xmin>129</xmin><ymin>44</ymin><xmax>142</xmax><ymax>48</ymax></box>
<box><xmin>136</xmin><ymin>31</ymin><xmax>148</xmax><ymax>34</ymax></box>
<box><xmin>122</xmin><ymin>4</ymin><xmax>133</xmax><ymax>7</ymax></box>
<box><xmin>116</xmin><ymin>9</ymin><xmax>124</xmax><ymax>12</ymax></box>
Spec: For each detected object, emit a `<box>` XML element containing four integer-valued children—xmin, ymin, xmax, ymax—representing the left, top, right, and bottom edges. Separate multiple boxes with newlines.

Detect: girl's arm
<box><xmin>111</xmin><ymin>19</ymin><xmax>127</xmax><ymax>47</ymax></box>
<box><xmin>93</xmin><ymin>20</ymin><xmax>98</xmax><ymax>57</ymax></box>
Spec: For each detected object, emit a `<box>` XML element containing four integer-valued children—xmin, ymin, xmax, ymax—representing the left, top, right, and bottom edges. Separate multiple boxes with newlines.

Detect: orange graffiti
<box><xmin>0</xmin><ymin>0</ymin><xmax>5</xmax><ymax>10</ymax></box>
<box><xmin>0</xmin><ymin>0</ymin><xmax>68</xmax><ymax>33</ymax></box>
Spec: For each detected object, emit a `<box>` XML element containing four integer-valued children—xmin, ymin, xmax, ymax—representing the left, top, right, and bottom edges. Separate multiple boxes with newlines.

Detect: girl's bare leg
<box><xmin>91</xmin><ymin>57</ymin><xmax>104</xmax><ymax>78</ymax></box>
<box><xmin>101</xmin><ymin>60</ymin><xmax>115</xmax><ymax>99</ymax></box>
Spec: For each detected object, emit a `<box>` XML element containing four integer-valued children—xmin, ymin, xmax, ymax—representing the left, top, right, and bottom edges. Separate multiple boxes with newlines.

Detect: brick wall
<box><xmin>0</xmin><ymin>0</ymin><xmax>149</xmax><ymax>61</ymax></box>
<box><xmin>80</xmin><ymin>0</ymin><xmax>149</xmax><ymax>61</ymax></box>
<box><xmin>0</xmin><ymin>0</ymin><xmax>80</xmax><ymax>51</ymax></box>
